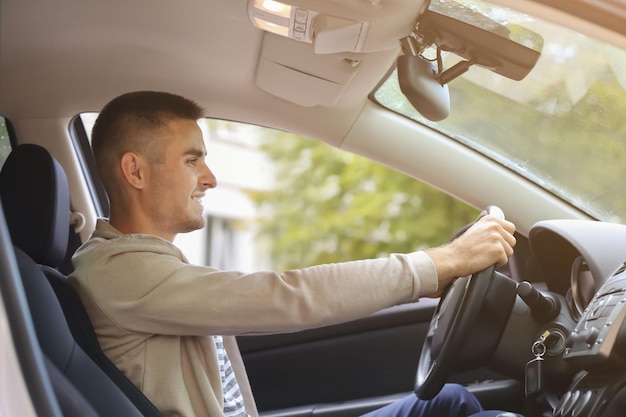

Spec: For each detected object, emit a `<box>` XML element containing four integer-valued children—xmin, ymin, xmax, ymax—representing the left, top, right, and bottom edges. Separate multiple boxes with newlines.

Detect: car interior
<box><xmin>1</xmin><ymin>1</ymin><xmax>626</xmax><ymax>417</ymax></box>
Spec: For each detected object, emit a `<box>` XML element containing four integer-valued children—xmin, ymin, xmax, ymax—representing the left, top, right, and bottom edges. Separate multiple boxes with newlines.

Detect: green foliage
<box><xmin>441</xmin><ymin>68</ymin><xmax>626</xmax><ymax>221</ymax></box>
<box><xmin>249</xmin><ymin>132</ymin><xmax>477</xmax><ymax>270</ymax></box>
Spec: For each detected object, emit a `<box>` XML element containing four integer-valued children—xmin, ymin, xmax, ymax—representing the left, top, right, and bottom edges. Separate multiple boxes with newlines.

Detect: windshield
<box><xmin>374</xmin><ymin>0</ymin><xmax>626</xmax><ymax>224</ymax></box>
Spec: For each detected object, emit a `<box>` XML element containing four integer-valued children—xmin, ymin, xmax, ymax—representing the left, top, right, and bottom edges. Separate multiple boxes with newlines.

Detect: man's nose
<box><xmin>200</xmin><ymin>163</ymin><xmax>218</xmax><ymax>189</ymax></box>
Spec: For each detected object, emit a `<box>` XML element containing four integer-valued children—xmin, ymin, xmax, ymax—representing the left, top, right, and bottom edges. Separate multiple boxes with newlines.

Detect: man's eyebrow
<box><xmin>184</xmin><ymin>148</ymin><xmax>207</xmax><ymax>157</ymax></box>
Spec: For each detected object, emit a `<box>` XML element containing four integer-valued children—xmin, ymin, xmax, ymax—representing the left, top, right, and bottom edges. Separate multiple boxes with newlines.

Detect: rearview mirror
<box><xmin>418</xmin><ymin>0</ymin><xmax>543</xmax><ymax>82</ymax></box>
<box><xmin>397</xmin><ymin>0</ymin><xmax>543</xmax><ymax>121</ymax></box>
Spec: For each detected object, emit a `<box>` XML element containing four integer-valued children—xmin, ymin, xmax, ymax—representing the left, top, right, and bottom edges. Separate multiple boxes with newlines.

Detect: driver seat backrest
<box><xmin>0</xmin><ymin>143</ymin><xmax>163</xmax><ymax>417</ymax></box>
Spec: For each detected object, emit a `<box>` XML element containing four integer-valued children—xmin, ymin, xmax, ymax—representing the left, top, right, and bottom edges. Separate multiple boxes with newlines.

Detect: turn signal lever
<box><xmin>517</xmin><ymin>281</ymin><xmax>560</xmax><ymax>323</ymax></box>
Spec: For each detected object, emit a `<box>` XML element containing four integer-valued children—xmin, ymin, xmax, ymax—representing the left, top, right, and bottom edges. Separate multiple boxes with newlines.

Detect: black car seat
<box><xmin>0</xmin><ymin>143</ymin><xmax>163</xmax><ymax>417</ymax></box>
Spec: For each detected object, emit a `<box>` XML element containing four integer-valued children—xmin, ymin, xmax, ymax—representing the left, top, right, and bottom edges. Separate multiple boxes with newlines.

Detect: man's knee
<box><xmin>437</xmin><ymin>385</ymin><xmax>524</xmax><ymax>417</ymax></box>
<box><xmin>438</xmin><ymin>383</ymin><xmax>481</xmax><ymax>405</ymax></box>
<box><xmin>438</xmin><ymin>383</ymin><xmax>474</xmax><ymax>397</ymax></box>
<box><xmin>431</xmin><ymin>384</ymin><xmax>482</xmax><ymax>417</ymax></box>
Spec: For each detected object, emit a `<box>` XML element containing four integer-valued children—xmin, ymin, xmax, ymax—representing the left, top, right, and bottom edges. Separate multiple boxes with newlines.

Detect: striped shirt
<box><xmin>214</xmin><ymin>335</ymin><xmax>249</xmax><ymax>417</ymax></box>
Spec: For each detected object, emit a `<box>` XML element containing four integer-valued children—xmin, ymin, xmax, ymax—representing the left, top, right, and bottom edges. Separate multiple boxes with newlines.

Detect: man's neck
<box><xmin>108</xmin><ymin>210</ymin><xmax>176</xmax><ymax>242</ymax></box>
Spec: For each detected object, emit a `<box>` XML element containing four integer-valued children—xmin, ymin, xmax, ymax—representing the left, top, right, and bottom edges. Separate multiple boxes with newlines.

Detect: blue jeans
<box><xmin>470</xmin><ymin>413</ymin><xmax>523</xmax><ymax>417</ymax></box>
<box><xmin>361</xmin><ymin>384</ymin><xmax>482</xmax><ymax>417</ymax></box>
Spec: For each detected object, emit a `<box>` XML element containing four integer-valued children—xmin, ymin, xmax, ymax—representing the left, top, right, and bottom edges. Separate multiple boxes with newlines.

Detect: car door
<box><xmin>238</xmin><ymin>277</ymin><xmax>523</xmax><ymax>416</ymax></box>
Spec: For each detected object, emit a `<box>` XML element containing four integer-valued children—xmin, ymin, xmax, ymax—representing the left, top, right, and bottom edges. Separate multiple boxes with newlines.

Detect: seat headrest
<box><xmin>0</xmin><ymin>144</ymin><xmax>70</xmax><ymax>266</ymax></box>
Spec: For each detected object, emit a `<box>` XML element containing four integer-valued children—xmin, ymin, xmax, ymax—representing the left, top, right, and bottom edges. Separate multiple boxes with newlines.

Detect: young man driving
<box><xmin>70</xmin><ymin>91</ymin><xmax>516</xmax><ymax>417</ymax></box>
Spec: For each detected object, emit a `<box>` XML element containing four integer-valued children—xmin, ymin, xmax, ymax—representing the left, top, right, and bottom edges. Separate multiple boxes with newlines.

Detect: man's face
<box><xmin>145</xmin><ymin>118</ymin><xmax>216</xmax><ymax>239</ymax></box>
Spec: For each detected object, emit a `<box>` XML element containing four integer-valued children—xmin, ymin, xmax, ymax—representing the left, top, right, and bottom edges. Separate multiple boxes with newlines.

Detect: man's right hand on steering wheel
<box><xmin>424</xmin><ymin>212</ymin><xmax>516</xmax><ymax>298</ymax></box>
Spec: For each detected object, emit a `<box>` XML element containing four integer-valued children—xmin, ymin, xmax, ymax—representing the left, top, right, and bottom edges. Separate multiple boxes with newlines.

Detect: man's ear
<box><xmin>120</xmin><ymin>152</ymin><xmax>146</xmax><ymax>189</ymax></box>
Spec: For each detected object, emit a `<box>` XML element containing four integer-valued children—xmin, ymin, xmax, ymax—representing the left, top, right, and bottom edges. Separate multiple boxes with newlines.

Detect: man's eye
<box><xmin>188</xmin><ymin>158</ymin><xmax>198</xmax><ymax>166</ymax></box>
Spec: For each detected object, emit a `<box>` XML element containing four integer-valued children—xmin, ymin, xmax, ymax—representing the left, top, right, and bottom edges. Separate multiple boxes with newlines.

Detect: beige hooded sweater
<box><xmin>70</xmin><ymin>219</ymin><xmax>438</xmax><ymax>417</ymax></box>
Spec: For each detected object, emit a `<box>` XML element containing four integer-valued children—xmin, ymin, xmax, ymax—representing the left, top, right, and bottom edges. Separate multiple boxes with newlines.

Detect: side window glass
<box><xmin>184</xmin><ymin>119</ymin><xmax>477</xmax><ymax>271</ymax></box>
<box><xmin>71</xmin><ymin>115</ymin><xmax>476</xmax><ymax>271</ymax></box>
<box><xmin>0</xmin><ymin>117</ymin><xmax>14</xmax><ymax>170</ymax></box>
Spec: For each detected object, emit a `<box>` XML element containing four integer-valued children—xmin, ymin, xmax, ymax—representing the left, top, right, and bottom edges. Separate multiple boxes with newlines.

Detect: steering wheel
<box><xmin>414</xmin><ymin>205</ymin><xmax>506</xmax><ymax>400</ymax></box>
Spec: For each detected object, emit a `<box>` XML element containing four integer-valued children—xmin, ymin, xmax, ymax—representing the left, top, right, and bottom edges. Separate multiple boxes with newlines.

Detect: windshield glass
<box><xmin>374</xmin><ymin>0</ymin><xmax>626</xmax><ymax>224</ymax></box>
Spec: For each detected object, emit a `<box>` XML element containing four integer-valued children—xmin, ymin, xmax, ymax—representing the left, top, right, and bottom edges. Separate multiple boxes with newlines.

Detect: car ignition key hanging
<box><xmin>525</xmin><ymin>330</ymin><xmax>549</xmax><ymax>398</ymax></box>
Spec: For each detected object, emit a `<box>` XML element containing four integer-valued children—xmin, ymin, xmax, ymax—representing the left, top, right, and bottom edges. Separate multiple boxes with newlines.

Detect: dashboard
<box><xmin>564</xmin><ymin>266</ymin><xmax>626</xmax><ymax>364</ymax></box>
<box><xmin>529</xmin><ymin>220</ymin><xmax>626</xmax><ymax>315</ymax></box>
<box><xmin>525</xmin><ymin>220</ymin><xmax>626</xmax><ymax>417</ymax></box>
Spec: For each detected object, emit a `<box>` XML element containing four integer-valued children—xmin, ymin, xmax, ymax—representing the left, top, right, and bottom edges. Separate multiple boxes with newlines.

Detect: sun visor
<box><xmin>249</xmin><ymin>0</ymin><xmax>434</xmax><ymax>107</ymax></box>
<box><xmin>255</xmin><ymin>33</ymin><xmax>361</xmax><ymax>107</ymax></box>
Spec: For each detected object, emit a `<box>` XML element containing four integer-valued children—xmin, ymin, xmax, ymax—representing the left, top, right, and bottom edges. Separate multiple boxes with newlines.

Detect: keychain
<box><xmin>525</xmin><ymin>330</ymin><xmax>549</xmax><ymax>398</ymax></box>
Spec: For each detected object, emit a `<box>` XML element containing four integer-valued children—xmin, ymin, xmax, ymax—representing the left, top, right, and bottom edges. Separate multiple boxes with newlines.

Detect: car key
<box><xmin>525</xmin><ymin>331</ymin><xmax>548</xmax><ymax>398</ymax></box>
